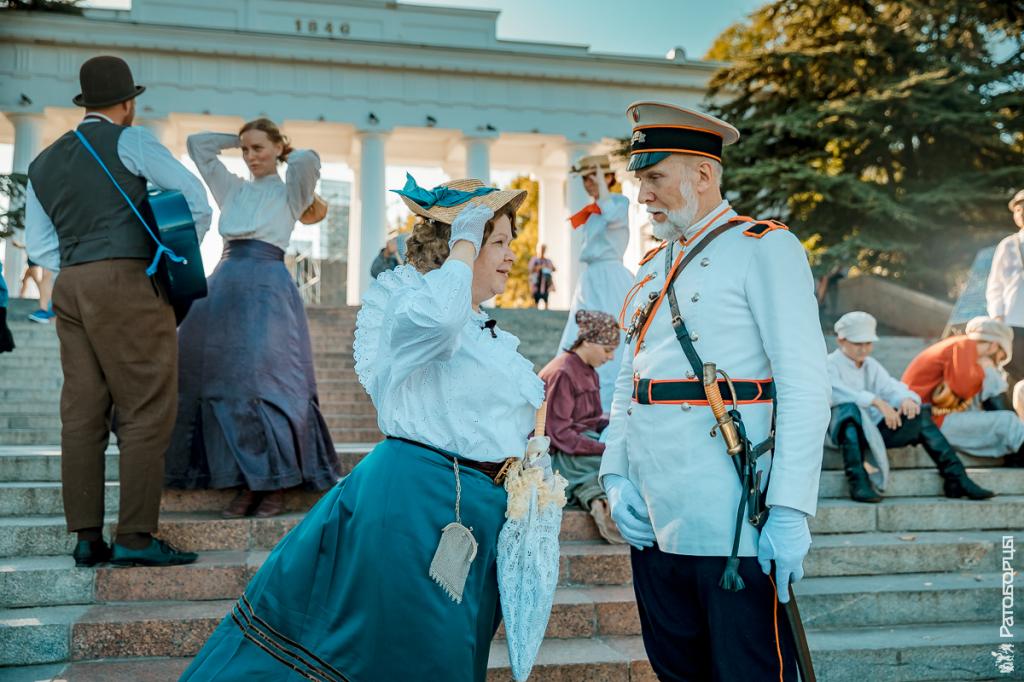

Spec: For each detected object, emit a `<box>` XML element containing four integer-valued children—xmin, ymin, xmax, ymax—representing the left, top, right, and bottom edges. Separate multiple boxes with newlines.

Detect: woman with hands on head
<box><xmin>164</xmin><ymin>118</ymin><xmax>340</xmax><ymax>519</ymax></box>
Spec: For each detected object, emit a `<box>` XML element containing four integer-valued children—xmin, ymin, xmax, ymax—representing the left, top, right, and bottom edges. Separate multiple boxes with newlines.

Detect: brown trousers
<box><xmin>53</xmin><ymin>259</ymin><xmax>177</xmax><ymax>534</ymax></box>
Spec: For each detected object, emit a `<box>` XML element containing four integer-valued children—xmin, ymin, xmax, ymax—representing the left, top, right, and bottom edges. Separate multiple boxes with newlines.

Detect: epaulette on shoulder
<box><xmin>638</xmin><ymin>241</ymin><xmax>668</xmax><ymax>266</ymax></box>
<box><xmin>729</xmin><ymin>216</ymin><xmax>790</xmax><ymax>239</ymax></box>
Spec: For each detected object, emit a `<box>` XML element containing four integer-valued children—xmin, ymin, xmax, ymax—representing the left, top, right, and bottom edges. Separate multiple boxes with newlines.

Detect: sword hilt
<box><xmin>704</xmin><ymin>363</ymin><xmax>743</xmax><ymax>455</ymax></box>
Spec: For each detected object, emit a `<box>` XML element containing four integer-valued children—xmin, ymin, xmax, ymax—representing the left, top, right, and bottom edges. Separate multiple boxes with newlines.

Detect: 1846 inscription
<box><xmin>294</xmin><ymin>19</ymin><xmax>351</xmax><ymax>36</ymax></box>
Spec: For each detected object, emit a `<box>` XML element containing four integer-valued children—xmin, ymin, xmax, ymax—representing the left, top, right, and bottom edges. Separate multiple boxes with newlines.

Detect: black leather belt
<box><xmin>633</xmin><ymin>377</ymin><xmax>775</xmax><ymax>405</ymax></box>
<box><xmin>387</xmin><ymin>436</ymin><xmax>516</xmax><ymax>485</ymax></box>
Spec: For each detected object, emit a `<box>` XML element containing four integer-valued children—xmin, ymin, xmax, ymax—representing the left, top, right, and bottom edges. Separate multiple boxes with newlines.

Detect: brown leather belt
<box><xmin>388</xmin><ymin>436</ymin><xmax>516</xmax><ymax>486</ymax></box>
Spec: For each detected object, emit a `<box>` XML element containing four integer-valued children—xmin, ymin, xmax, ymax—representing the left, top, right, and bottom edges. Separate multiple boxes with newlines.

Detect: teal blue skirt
<box><xmin>181</xmin><ymin>438</ymin><xmax>508</xmax><ymax>681</ymax></box>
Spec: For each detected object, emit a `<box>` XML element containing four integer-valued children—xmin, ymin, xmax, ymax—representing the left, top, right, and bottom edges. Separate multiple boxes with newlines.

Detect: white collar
<box><xmin>681</xmin><ymin>200</ymin><xmax>735</xmax><ymax>242</ymax></box>
<box><xmin>81</xmin><ymin>113</ymin><xmax>115</xmax><ymax>125</ymax></box>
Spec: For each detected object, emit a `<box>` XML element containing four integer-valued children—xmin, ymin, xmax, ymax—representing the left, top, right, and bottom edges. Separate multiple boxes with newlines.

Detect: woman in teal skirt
<box><xmin>181</xmin><ymin>177</ymin><xmax>546</xmax><ymax>682</ymax></box>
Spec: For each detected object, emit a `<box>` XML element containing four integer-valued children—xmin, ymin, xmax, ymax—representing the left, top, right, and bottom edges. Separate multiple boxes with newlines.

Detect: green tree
<box><xmin>1</xmin><ymin>0</ymin><xmax>83</xmax><ymax>12</ymax></box>
<box><xmin>704</xmin><ymin>0</ymin><xmax>1024</xmax><ymax>298</ymax></box>
<box><xmin>495</xmin><ymin>176</ymin><xmax>538</xmax><ymax>308</ymax></box>
<box><xmin>0</xmin><ymin>173</ymin><xmax>27</xmax><ymax>239</ymax></box>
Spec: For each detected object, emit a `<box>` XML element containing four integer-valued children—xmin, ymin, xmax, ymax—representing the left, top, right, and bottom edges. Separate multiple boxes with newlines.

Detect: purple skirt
<box><xmin>164</xmin><ymin>239</ymin><xmax>340</xmax><ymax>491</ymax></box>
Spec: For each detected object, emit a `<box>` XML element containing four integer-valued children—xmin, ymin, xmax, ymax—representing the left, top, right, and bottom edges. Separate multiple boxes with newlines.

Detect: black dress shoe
<box><xmin>109</xmin><ymin>538</ymin><xmax>198</xmax><ymax>567</ymax></box>
<box><xmin>72</xmin><ymin>539</ymin><xmax>112</xmax><ymax>567</ymax></box>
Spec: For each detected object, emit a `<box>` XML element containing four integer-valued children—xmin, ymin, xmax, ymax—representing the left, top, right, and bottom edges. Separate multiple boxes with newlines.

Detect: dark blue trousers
<box><xmin>631</xmin><ymin>547</ymin><xmax>799</xmax><ymax>682</ymax></box>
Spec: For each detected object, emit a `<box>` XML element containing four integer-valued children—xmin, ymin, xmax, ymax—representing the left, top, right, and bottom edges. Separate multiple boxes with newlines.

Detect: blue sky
<box><xmin>411</xmin><ymin>0</ymin><xmax>764</xmax><ymax>58</ymax></box>
<box><xmin>85</xmin><ymin>0</ymin><xmax>765</xmax><ymax>60</ymax></box>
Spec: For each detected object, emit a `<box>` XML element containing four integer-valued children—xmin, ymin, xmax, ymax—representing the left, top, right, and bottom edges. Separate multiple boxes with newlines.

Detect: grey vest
<box><xmin>28</xmin><ymin>119</ymin><xmax>152</xmax><ymax>268</ymax></box>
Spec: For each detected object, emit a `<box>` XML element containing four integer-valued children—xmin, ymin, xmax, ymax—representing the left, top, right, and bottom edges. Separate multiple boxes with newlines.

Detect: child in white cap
<box><xmin>828</xmin><ymin>311</ymin><xmax>994</xmax><ymax>501</ymax></box>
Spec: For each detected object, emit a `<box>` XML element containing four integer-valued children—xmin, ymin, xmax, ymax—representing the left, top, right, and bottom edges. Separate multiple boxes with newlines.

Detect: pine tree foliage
<box><xmin>705</xmin><ymin>0</ymin><xmax>1024</xmax><ymax>297</ymax></box>
<box><xmin>0</xmin><ymin>173</ymin><xmax>27</xmax><ymax>239</ymax></box>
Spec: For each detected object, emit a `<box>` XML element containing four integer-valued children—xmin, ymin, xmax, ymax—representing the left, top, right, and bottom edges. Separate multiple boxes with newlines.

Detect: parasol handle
<box><xmin>535</xmin><ymin>401</ymin><xmax>548</xmax><ymax>438</ymax></box>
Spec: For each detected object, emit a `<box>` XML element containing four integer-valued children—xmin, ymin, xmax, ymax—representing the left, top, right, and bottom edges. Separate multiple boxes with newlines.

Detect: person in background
<box><xmin>557</xmin><ymin>154</ymin><xmax>633</xmax><ymax>412</ymax></box>
<box><xmin>370</xmin><ymin>233</ymin><xmax>400</xmax><ymax>279</ymax></box>
<box><xmin>985</xmin><ymin>189</ymin><xmax>1024</xmax><ymax>389</ymax></box>
<box><xmin>902</xmin><ymin>316</ymin><xmax>1024</xmax><ymax>469</ymax></box>
<box><xmin>0</xmin><ymin>260</ymin><xmax>14</xmax><ymax>352</ymax></box>
<box><xmin>25</xmin><ymin>55</ymin><xmax>211</xmax><ymax>567</ymax></box>
<box><xmin>528</xmin><ymin>243</ymin><xmax>555</xmax><ymax>309</ymax></box>
<box><xmin>164</xmin><ymin>118</ymin><xmax>340</xmax><ymax>518</ymax></box>
<box><xmin>19</xmin><ymin>256</ymin><xmax>55</xmax><ymax>324</ymax></box>
<box><xmin>538</xmin><ymin>309</ymin><xmax>623</xmax><ymax>543</ymax></box>
<box><xmin>828</xmin><ymin>311</ymin><xmax>994</xmax><ymax>502</ymax></box>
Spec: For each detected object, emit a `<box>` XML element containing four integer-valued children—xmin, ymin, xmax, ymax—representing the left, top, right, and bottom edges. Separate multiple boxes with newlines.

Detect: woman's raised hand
<box><xmin>448</xmin><ymin>203</ymin><xmax>494</xmax><ymax>255</ymax></box>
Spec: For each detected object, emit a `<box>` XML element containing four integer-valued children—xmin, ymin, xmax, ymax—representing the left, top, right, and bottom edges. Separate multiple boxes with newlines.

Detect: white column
<box><xmin>537</xmin><ymin>168</ymin><xmax>571</xmax><ymax>310</ymax></box>
<box><xmin>346</xmin><ymin>129</ymin><xmax>389</xmax><ymax>305</ymax></box>
<box><xmin>566</xmin><ymin>141</ymin><xmax>593</xmax><ymax>298</ymax></box>
<box><xmin>4</xmin><ymin>112</ymin><xmax>46</xmax><ymax>295</ymax></box>
<box><xmin>464</xmin><ymin>135</ymin><xmax>495</xmax><ymax>184</ymax></box>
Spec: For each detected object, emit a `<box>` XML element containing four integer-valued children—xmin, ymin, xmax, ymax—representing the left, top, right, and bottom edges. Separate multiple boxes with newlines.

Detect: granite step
<box><xmin>0</xmin><ymin>508</ymin><xmax>600</xmax><ymax>559</ymax></box>
<box><xmin>0</xmin><ymin>430</ymin><xmax>64</xmax><ymax>446</ymax></box>
<box><xmin>0</xmin><ymin>444</ymin><xmax>375</xmax><ymax>483</ymax></box>
<box><xmin>817</xmin><ymin>466</ymin><xmax>1020</xmax><ymax>497</ymax></box>
<box><xmin>821</xmin><ymin>445</ymin><xmax>1007</xmax><ymax>470</ymax></box>
<box><xmin>0</xmin><ymin>619</ymin><xmax>1007</xmax><ymax>680</ymax></box>
<box><xmin>1</xmin><ymin>545</ymin><xmax>1002</xmax><ymax>632</ymax></box>
<box><xmin>558</xmin><ymin>530</ymin><xmax>1005</xmax><ymax>585</ymax></box>
<box><xmin>3</xmin><ymin>477</ymin><xmax>1021</xmax><ymax>536</ymax></box>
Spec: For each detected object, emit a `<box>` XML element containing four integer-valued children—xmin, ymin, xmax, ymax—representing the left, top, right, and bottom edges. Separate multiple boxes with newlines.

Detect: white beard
<box><xmin>649</xmin><ymin>177</ymin><xmax>700</xmax><ymax>241</ymax></box>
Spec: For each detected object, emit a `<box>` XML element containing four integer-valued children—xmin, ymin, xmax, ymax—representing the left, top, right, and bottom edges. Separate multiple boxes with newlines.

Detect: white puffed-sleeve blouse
<box><xmin>353</xmin><ymin>260</ymin><xmax>545</xmax><ymax>462</ymax></box>
<box><xmin>186</xmin><ymin>132</ymin><xmax>320</xmax><ymax>251</ymax></box>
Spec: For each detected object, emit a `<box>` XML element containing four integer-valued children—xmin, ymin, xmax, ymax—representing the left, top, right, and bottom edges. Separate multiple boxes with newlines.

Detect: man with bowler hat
<box><xmin>25</xmin><ymin>55</ymin><xmax>211</xmax><ymax>567</ymax></box>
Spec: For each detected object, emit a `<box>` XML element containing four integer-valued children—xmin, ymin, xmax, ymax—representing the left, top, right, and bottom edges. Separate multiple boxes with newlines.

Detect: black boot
<box><xmin>839</xmin><ymin>423</ymin><xmax>881</xmax><ymax>503</ymax></box>
<box><xmin>918</xmin><ymin>421</ymin><xmax>995</xmax><ymax>500</ymax></box>
<box><xmin>0</xmin><ymin>307</ymin><xmax>14</xmax><ymax>353</ymax></box>
<box><xmin>982</xmin><ymin>393</ymin><xmax>1012</xmax><ymax>412</ymax></box>
<box><xmin>1003</xmin><ymin>442</ymin><xmax>1024</xmax><ymax>468</ymax></box>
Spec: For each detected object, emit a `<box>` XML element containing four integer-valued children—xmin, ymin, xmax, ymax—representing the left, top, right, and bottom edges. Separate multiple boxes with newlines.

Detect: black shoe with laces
<box><xmin>109</xmin><ymin>538</ymin><xmax>198</xmax><ymax>567</ymax></box>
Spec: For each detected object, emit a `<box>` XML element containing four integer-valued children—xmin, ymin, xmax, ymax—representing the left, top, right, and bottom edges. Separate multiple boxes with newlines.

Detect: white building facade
<box><xmin>0</xmin><ymin>0</ymin><xmax>715</xmax><ymax>306</ymax></box>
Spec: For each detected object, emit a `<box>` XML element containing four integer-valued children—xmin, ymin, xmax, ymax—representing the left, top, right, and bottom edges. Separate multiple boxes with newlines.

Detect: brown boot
<box><xmin>589</xmin><ymin>498</ymin><xmax>626</xmax><ymax>545</ymax></box>
<box><xmin>222</xmin><ymin>488</ymin><xmax>257</xmax><ymax>519</ymax></box>
<box><xmin>253</xmin><ymin>490</ymin><xmax>286</xmax><ymax>518</ymax></box>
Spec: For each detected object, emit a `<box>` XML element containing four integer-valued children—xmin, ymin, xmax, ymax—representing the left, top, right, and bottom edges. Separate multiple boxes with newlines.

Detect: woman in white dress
<box><xmin>559</xmin><ymin>154</ymin><xmax>634</xmax><ymax>411</ymax></box>
<box><xmin>164</xmin><ymin>118</ymin><xmax>339</xmax><ymax>518</ymax></box>
<box><xmin>182</xmin><ymin>177</ymin><xmax>548</xmax><ymax>682</ymax></box>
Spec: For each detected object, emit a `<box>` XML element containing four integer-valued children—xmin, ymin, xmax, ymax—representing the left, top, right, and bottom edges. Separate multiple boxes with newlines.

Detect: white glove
<box><xmin>448</xmin><ymin>203</ymin><xmax>494</xmax><ymax>255</ymax></box>
<box><xmin>757</xmin><ymin>505</ymin><xmax>811</xmax><ymax>603</ymax></box>
<box><xmin>603</xmin><ymin>474</ymin><xmax>656</xmax><ymax>550</ymax></box>
<box><xmin>524</xmin><ymin>436</ymin><xmax>553</xmax><ymax>480</ymax></box>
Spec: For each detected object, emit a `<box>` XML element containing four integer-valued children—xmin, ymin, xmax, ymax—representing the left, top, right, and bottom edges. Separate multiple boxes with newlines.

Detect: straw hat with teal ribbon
<box><xmin>392</xmin><ymin>174</ymin><xmax>527</xmax><ymax>225</ymax></box>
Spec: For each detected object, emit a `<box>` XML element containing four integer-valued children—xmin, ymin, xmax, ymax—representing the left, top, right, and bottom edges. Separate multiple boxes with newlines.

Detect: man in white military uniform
<box><xmin>600</xmin><ymin>101</ymin><xmax>831</xmax><ymax>680</ymax></box>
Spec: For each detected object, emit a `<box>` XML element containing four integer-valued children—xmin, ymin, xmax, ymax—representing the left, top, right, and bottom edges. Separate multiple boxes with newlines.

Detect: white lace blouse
<box><xmin>186</xmin><ymin>132</ymin><xmax>320</xmax><ymax>250</ymax></box>
<box><xmin>353</xmin><ymin>261</ymin><xmax>545</xmax><ymax>463</ymax></box>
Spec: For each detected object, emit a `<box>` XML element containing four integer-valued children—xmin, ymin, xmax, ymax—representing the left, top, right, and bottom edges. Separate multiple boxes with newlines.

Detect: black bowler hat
<box><xmin>72</xmin><ymin>56</ymin><xmax>145</xmax><ymax>108</ymax></box>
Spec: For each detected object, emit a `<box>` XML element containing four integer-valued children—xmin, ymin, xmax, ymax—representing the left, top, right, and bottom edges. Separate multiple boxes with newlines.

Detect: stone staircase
<box><xmin>0</xmin><ymin>300</ymin><xmax>1020</xmax><ymax>681</ymax></box>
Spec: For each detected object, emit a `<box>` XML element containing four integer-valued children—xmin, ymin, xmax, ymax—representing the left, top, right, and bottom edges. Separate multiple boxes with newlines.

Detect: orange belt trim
<box><xmin>632</xmin><ymin>377</ymin><xmax>775</xmax><ymax>405</ymax></box>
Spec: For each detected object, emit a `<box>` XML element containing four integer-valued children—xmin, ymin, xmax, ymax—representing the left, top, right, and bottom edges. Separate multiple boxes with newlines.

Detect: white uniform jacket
<box><xmin>599</xmin><ymin>203</ymin><xmax>831</xmax><ymax>557</ymax></box>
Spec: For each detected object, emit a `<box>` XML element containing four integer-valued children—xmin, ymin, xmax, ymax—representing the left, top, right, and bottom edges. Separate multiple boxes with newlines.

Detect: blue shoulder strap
<box><xmin>73</xmin><ymin>128</ymin><xmax>184</xmax><ymax>277</ymax></box>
